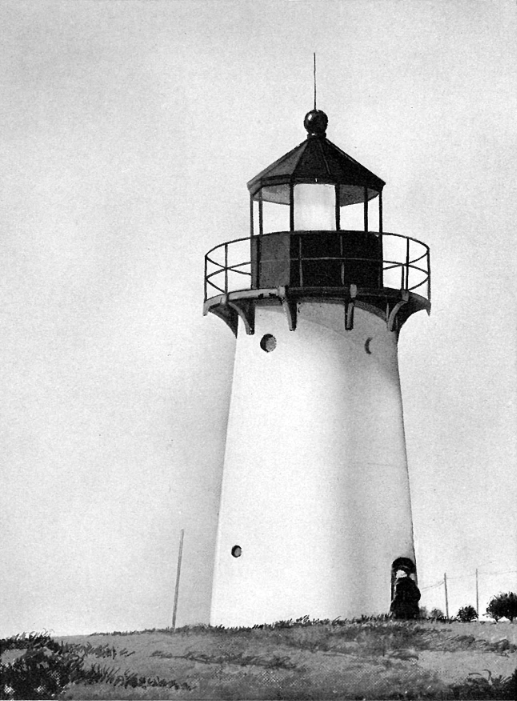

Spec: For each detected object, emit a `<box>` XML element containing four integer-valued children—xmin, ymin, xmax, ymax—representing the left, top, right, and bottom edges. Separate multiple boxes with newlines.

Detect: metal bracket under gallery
<box><xmin>203</xmin><ymin>284</ymin><xmax>429</xmax><ymax>337</ymax></box>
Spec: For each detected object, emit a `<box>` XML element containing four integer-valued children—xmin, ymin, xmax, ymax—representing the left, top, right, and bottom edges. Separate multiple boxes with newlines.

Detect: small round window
<box><xmin>231</xmin><ymin>545</ymin><xmax>242</xmax><ymax>558</ymax></box>
<box><xmin>260</xmin><ymin>334</ymin><xmax>277</xmax><ymax>352</ymax></box>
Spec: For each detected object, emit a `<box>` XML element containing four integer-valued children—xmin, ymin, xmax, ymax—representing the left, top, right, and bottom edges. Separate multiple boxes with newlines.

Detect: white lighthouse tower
<box><xmin>204</xmin><ymin>109</ymin><xmax>430</xmax><ymax>627</ymax></box>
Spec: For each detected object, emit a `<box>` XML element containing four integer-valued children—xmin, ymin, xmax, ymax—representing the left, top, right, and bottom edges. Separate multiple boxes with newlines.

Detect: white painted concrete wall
<box><xmin>210</xmin><ymin>302</ymin><xmax>415</xmax><ymax>627</ymax></box>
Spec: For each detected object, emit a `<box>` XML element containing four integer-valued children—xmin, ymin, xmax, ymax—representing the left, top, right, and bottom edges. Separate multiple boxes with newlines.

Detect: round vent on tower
<box><xmin>260</xmin><ymin>334</ymin><xmax>277</xmax><ymax>352</ymax></box>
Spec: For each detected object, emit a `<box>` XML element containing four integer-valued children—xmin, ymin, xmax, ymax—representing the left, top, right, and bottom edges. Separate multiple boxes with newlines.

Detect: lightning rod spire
<box><xmin>313</xmin><ymin>52</ymin><xmax>317</xmax><ymax>110</ymax></box>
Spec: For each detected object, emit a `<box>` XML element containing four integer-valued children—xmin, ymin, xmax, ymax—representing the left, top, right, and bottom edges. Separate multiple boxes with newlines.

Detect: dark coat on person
<box><xmin>390</xmin><ymin>576</ymin><xmax>421</xmax><ymax>619</ymax></box>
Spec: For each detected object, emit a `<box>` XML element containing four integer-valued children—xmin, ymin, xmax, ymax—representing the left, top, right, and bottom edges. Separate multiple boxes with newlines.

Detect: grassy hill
<box><xmin>1</xmin><ymin>618</ymin><xmax>517</xmax><ymax>699</ymax></box>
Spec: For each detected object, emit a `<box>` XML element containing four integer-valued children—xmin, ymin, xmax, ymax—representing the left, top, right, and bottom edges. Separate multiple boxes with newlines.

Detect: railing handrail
<box><xmin>208</xmin><ymin>255</ymin><xmax>428</xmax><ymax>270</ymax></box>
<box><xmin>205</xmin><ymin>230</ymin><xmax>430</xmax><ymax>256</ymax></box>
<box><xmin>205</xmin><ymin>234</ymin><xmax>253</xmax><ymax>258</ymax></box>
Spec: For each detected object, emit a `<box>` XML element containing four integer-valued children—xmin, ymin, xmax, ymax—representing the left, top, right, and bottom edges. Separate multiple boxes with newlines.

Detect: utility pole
<box><xmin>172</xmin><ymin>529</ymin><xmax>185</xmax><ymax>630</ymax></box>
<box><xmin>475</xmin><ymin>568</ymin><xmax>479</xmax><ymax>618</ymax></box>
<box><xmin>444</xmin><ymin>572</ymin><xmax>449</xmax><ymax>619</ymax></box>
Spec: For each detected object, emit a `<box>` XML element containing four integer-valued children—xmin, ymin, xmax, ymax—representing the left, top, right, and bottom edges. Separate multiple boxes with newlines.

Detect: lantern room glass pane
<box><xmin>294</xmin><ymin>184</ymin><xmax>336</xmax><ymax>231</ymax></box>
<box><xmin>252</xmin><ymin>199</ymin><xmax>260</xmax><ymax>235</ymax></box>
<box><xmin>262</xmin><ymin>200</ymin><xmax>290</xmax><ymax>235</ymax></box>
<box><xmin>338</xmin><ymin>201</ymin><xmax>366</xmax><ymax>231</ymax></box>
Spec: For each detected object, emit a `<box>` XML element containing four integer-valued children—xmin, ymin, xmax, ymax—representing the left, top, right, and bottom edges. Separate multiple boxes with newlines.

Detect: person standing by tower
<box><xmin>390</xmin><ymin>567</ymin><xmax>421</xmax><ymax>619</ymax></box>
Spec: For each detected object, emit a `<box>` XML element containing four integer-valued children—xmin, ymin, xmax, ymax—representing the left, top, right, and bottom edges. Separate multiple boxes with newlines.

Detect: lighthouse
<box><xmin>204</xmin><ymin>109</ymin><xmax>431</xmax><ymax>627</ymax></box>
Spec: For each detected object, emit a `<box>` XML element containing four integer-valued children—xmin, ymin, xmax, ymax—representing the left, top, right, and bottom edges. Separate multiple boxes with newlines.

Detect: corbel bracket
<box><xmin>387</xmin><ymin>291</ymin><xmax>409</xmax><ymax>332</ymax></box>
<box><xmin>210</xmin><ymin>295</ymin><xmax>239</xmax><ymax>337</ymax></box>
<box><xmin>227</xmin><ymin>299</ymin><xmax>255</xmax><ymax>335</ymax></box>
<box><xmin>277</xmin><ymin>286</ymin><xmax>297</xmax><ymax>331</ymax></box>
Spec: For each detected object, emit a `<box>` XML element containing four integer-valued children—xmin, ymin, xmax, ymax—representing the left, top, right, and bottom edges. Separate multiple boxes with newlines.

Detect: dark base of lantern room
<box><xmin>252</xmin><ymin>230</ymin><xmax>383</xmax><ymax>289</ymax></box>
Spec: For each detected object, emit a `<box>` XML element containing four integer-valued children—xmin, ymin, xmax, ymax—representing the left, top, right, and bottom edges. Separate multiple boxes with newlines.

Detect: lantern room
<box><xmin>204</xmin><ymin>110</ymin><xmax>431</xmax><ymax>336</ymax></box>
<box><xmin>248</xmin><ymin>109</ymin><xmax>385</xmax><ymax>237</ymax></box>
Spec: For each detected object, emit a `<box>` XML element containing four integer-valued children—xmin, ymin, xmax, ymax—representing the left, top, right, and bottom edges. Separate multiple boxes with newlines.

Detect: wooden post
<box><xmin>475</xmin><ymin>568</ymin><xmax>479</xmax><ymax>618</ymax></box>
<box><xmin>172</xmin><ymin>529</ymin><xmax>185</xmax><ymax>630</ymax></box>
<box><xmin>444</xmin><ymin>573</ymin><xmax>449</xmax><ymax>619</ymax></box>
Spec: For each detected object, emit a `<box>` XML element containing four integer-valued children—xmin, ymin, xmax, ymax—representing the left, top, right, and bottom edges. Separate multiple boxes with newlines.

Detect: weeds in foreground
<box><xmin>87</xmin><ymin>613</ymin><xmax>393</xmax><ymax>637</ymax></box>
<box><xmin>450</xmin><ymin>668</ymin><xmax>517</xmax><ymax>699</ymax></box>
<box><xmin>0</xmin><ymin>633</ymin><xmax>191</xmax><ymax>700</ymax></box>
<box><xmin>2</xmin><ymin>622</ymin><xmax>517</xmax><ymax>700</ymax></box>
<box><xmin>151</xmin><ymin>648</ymin><xmax>297</xmax><ymax>670</ymax></box>
<box><xmin>1</xmin><ymin>634</ymin><xmax>83</xmax><ymax>700</ymax></box>
<box><xmin>64</xmin><ymin>642</ymin><xmax>134</xmax><ymax>660</ymax></box>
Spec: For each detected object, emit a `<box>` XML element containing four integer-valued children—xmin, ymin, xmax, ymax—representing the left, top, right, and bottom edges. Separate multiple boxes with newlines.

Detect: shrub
<box><xmin>486</xmin><ymin>592</ymin><xmax>517</xmax><ymax>622</ymax></box>
<box><xmin>0</xmin><ymin>633</ymin><xmax>84</xmax><ymax>699</ymax></box>
<box><xmin>429</xmin><ymin>608</ymin><xmax>446</xmax><ymax>621</ymax></box>
<box><xmin>457</xmin><ymin>605</ymin><xmax>478</xmax><ymax>622</ymax></box>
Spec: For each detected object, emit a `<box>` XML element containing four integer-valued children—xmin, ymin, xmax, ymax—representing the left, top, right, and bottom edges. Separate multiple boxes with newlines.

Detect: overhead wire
<box><xmin>420</xmin><ymin>568</ymin><xmax>516</xmax><ymax>590</ymax></box>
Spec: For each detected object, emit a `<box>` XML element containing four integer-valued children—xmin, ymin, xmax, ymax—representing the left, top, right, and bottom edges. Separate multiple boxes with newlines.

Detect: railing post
<box><xmin>405</xmin><ymin>238</ymin><xmax>410</xmax><ymax>290</ymax></box>
<box><xmin>204</xmin><ymin>255</ymin><xmax>207</xmax><ymax>301</ymax></box>
<box><xmin>427</xmin><ymin>249</ymin><xmax>432</xmax><ymax>304</ymax></box>
<box><xmin>224</xmin><ymin>243</ymin><xmax>228</xmax><ymax>294</ymax></box>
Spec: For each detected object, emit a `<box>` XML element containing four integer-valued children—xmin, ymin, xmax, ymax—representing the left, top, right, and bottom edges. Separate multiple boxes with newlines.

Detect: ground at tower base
<box><xmin>2</xmin><ymin>618</ymin><xmax>516</xmax><ymax>699</ymax></box>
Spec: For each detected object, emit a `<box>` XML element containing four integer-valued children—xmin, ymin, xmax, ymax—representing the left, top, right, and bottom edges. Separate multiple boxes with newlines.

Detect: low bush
<box><xmin>429</xmin><ymin>608</ymin><xmax>446</xmax><ymax>621</ymax></box>
<box><xmin>486</xmin><ymin>592</ymin><xmax>517</xmax><ymax>622</ymax></box>
<box><xmin>0</xmin><ymin>633</ymin><xmax>83</xmax><ymax>700</ymax></box>
<box><xmin>456</xmin><ymin>605</ymin><xmax>478</xmax><ymax>622</ymax></box>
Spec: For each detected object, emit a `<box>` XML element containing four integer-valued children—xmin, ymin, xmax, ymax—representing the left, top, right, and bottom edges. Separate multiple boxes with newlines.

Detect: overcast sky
<box><xmin>0</xmin><ymin>0</ymin><xmax>516</xmax><ymax>636</ymax></box>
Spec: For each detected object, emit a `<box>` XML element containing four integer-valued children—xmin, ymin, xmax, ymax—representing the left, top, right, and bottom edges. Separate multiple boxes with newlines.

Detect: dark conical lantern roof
<box><xmin>247</xmin><ymin>110</ymin><xmax>385</xmax><ymax>207</ymax></box>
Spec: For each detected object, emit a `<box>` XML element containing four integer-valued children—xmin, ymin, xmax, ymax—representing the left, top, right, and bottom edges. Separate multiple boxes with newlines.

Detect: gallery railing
<box><xmin>204</xmin><ymin>230</ymin><xmax>430</xmax><ymax>304</ymax></box>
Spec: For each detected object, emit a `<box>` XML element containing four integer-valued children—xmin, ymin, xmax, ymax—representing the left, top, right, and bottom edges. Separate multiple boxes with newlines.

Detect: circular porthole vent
<box><xmin>260</xmin><ymin>334</ymin><xmax>277</xmax><ymax>352</ymax></box>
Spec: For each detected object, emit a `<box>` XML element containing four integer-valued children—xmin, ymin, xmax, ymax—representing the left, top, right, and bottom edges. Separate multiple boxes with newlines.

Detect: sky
<box><xmin>0</xmin><ymin>0</ymin><xmax>516</xmax><ymax>636</ymax></box>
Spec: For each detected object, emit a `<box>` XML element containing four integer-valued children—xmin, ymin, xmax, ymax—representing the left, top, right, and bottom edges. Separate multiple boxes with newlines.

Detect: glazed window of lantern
<box><xmin>294</xmin><ymin>184</ymin><xmax>336</xmax><ymax>231</ymax></box>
